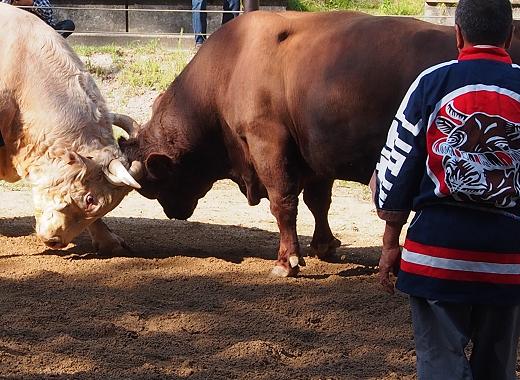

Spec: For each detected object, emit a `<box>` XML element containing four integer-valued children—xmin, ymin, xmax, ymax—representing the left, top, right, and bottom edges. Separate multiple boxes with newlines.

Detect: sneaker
<box><xmin>194</xmin><ymin>43</ymin><xmax>203</xmax><ymax>52</ymax></box>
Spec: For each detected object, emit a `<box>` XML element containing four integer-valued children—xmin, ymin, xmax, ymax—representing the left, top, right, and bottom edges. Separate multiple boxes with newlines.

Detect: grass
<box><xmin>287</xmin><ymin>0</ymin><xmax>423</xmax><ymax>14</ymax></box>
<box><xmin>73</xmin><ymin>40</ymin><xmax>192</xmax><ymax>95</ymax></box>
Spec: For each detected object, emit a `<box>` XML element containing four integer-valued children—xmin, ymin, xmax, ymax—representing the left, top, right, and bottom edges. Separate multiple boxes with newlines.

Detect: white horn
<box><xmin>128</xmin><ymin>160</ymin><xmax>143</xmax><ymax>181</ymax></box>
<box><xmin>105</xmin><ymin>159</ymin><xmax>141</xmax><ymax>189</ymax></box>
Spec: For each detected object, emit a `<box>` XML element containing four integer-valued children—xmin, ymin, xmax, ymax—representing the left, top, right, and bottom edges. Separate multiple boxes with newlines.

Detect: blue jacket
<box><xmin>375</xmin><ymin>47</ymin><xmax>520</xmax><ymax>305</ymax></box>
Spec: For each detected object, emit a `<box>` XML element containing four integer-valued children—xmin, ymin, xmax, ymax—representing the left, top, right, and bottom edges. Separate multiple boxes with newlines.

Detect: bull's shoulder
<box><xmin>0</xmin><ymin>4</ymin><xmax>86</xmax><ymax>82</ymax></box>
<box><xmin>227</xmin><ymin>10</ymin><xmax>370</xmax><ymax>40</ymax></box>
<box><xmin>0</xmin><ymin>3</ymin><xmax>47</xmax><ymax>32</ymax></box>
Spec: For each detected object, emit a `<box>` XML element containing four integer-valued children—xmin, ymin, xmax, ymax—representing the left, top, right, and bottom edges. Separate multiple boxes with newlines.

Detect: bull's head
<box><xmin>137</xmin><ymin>152</ymin><xmax>215</xmax><ymax>221</ymax></box>
<box><xmin>31</xmin><ymin>114</ymin><xmax>143</xmax><ymax>249</ymax></box>
<box><xmin>119</xmin><ymin>135</ymin><xmax>219</xmax><ymax>221</ymax></box>
<box><xmin>118</xmin><ymin>88</ymin><xmax>228</xmax><ymax>221</ymax></box>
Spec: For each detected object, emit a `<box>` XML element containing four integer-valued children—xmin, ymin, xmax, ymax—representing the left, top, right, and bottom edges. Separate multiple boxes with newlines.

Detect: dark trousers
<box><xmin>191</xmin><ymin>0</ymin><xmax>240</xmax><ymax>44</ymax></box>
<box><xmin>410</xmin><ymin>296</ymin><xmax>520</xmax><ymax>380</ymax></box>
<box><xmin>53</xmin><ymin>19</ymin><xmax>75</xmax><ymax>39</ymax></box>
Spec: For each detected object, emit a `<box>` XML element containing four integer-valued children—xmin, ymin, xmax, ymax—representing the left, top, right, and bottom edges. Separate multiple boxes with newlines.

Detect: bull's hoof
<box><xmin>270</xmin><ymin>264</ymin><xmax>300</xmax><ymax>277</ymax></box>
<box><xmin>290</xmin><ymin>255</ymin><xmax>307</xmax><ymax>267</ymax></box>
<box><xmin>309</xmin><ymin>238</ymin><xmax>342</xmax><ymax>261</ymax></box>
<box><xmin>270</xmin><ymin>255</ymin><xmax>305</xmax><ymax>277</ymax></box>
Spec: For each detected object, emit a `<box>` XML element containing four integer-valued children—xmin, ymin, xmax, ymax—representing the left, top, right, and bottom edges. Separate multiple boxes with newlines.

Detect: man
<box><xmin>373</xmin><ymin>0</ymin><xmax>520</xmax><ymax>378</ymax></box>
<box><xmin>2</xmin><ymin>0</ymin><xmax>74</xmax><ymax>38</ymax></box>
<box><xmin>191</xmin><ymin>0</ymin><xmax>239</xmax><ymax>49</ymax></box>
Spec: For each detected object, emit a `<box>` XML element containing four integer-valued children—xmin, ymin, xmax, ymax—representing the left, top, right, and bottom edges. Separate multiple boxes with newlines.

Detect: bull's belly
<box><xmin>303</xmin><ymin>151</ymin><xmax>377</xmax><ymax>185</ymax></box>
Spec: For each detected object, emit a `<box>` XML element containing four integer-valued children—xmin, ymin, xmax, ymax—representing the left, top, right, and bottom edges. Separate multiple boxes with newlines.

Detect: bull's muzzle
<box><xmin>42</xmin><ymin>236</ymin><xmax>67</xmax><ymax>249</ymax></box>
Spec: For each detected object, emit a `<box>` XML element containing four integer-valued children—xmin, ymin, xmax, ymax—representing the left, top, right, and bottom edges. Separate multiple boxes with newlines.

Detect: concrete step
<box><xmin>424</xmin><ymin>0</ymin><xmax>520</xmax><ymax>25</ymax></box>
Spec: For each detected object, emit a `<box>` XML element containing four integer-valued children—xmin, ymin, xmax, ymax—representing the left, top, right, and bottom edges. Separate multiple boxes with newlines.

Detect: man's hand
<box><xmin>378</xmin><ymin>246</ymin><xmax>401</xmax><ymax>294</ymax></box>
<box><xmin>379</xmin><ymin>221</ymin><xmax>405</xmax><ymax>294</ymax></box>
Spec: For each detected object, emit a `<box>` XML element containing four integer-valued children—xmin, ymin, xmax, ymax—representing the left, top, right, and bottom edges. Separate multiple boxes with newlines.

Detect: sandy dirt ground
<box><xmin>0</xmin><ymin>180</ymin><xmax>422</xmax><ymax>379</ymax></box>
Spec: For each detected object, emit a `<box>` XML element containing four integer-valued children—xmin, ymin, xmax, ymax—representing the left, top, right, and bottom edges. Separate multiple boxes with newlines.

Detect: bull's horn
<box><xmin>110</xmin><ymin>113</ymin><xmax>140</xmax><ymax>139</ymax></box>
<box><xmin>128</xmin><ymin>160</ymin><xmax>143</xmax><ymax>181</ymax></box>
<box><xmin>105</xmin><ymin>159</ymin><xmax>142</xmax><ymax>189</ymax></box>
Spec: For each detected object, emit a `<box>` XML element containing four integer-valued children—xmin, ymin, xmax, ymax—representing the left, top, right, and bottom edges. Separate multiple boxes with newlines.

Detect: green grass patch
<box><xmin>73</xmin><ymin>43</ymin><xmax>124</xmax><ymax>58</ymax></box>
<box><xmin>288</xmin><ymin>0</ymin><xmax>423</xmax><ymax>14</ymax></box>
<box><xmin>73</xmin><ymin>41</ymin><xmax>191</xmax><ymax>94</ymax></box>
<box><xmin>120</xmin><ymin>50</ymin><xmax>191</xmax><ymax>92</ymax></box>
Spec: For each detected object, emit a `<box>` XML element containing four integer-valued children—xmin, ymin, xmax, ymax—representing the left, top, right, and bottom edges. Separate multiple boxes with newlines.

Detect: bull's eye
<box><xmin>84</xmin><ymin>193</ymin><xmax>96</xmax><ymax>208</ymax></box>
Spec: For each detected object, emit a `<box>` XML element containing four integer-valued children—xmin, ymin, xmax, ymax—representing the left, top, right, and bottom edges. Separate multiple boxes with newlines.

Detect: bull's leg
<box><xmin>303</xmin><ymin>178</ymin><xmax>341</xmax><ymax>260</ymax></box>
<box><xmin>246</xmin><ymin>126</ymin><xmax>305</xmax><ymax>277</ymax></box>
<box><xmin>268</xmin><ymin>190</ymin><xmax>305</xmax><ymax>277</ymax></box>
<box><xmin>87</xmin><ymin>218</ymin><xmax>130</xmax><ymax>256</ymax></box>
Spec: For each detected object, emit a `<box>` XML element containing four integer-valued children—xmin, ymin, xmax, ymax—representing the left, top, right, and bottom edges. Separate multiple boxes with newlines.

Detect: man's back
<box><xmin>376</xmin><ymin>47</ymin><xmax>520</xmax><ymax>304</ymax></box>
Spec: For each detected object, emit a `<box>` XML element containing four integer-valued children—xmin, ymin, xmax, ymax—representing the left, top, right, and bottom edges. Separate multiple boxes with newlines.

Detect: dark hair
<box><xmin>455</xmin><ymin>0</ymin><xmax>513</xmax><ymax>45</ymax></box>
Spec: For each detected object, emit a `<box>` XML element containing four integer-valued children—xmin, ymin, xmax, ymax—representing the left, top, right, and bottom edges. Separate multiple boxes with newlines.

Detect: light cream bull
<box><xmin>0</xmin><ymin>4</ymin><xmax>142</xmax><ymax>253</ymax></box>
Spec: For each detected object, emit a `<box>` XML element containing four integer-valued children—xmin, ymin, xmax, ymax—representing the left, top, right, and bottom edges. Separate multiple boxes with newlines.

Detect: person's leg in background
<box><xmin>222</xmin><ymin>0</ymin><xmax>240</xmax><ymax>25</ymax></box>
<box><xmin>192</xmin><ymin>0</ymin><xmax>207</xmax><ymax>47</ymax></box>
<box><xmin>53</xmin><ymin>19</ymin><xmax>74</xmax><ymax>38</ymax></box>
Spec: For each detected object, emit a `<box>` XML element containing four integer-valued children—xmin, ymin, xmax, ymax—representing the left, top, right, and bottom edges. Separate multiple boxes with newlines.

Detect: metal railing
<box><xmin>10</xmin><ymin>5</ymin><xmax>519</xmax><ymax>39</ymax></box>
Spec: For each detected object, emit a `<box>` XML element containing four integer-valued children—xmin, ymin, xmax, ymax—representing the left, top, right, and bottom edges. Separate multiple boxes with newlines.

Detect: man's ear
<box><xmin>455</xmin><ymin>24</ymin><xmax>465</xmax><ymax>51</ymax></box>
<box><xmin>145</xmin><ymin>153</ymin><xmax>175</xmax><ymax>180</ymax></box>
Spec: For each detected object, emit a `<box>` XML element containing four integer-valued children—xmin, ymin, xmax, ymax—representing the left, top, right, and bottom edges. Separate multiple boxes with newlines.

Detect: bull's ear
<box><xmin>65</xmin><ymin>152</ymin><xmax>81</xmax><ymax>165</ymax></box>
<box><xmin>49</xmin><ymin>147</ymin><xmax>83</xmax><ymax>166</ymax></box>
<box><xmin>145</xmin><ymin>153</ymin><xmax>175</xmax><ymax>180</ymax></box>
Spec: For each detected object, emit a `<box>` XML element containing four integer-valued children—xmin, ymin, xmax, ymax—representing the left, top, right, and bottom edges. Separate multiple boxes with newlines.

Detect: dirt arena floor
<box><xmin>0</xmin><ymin>180</ymin><xmax>425</xmax><ymax>379</ymax></box>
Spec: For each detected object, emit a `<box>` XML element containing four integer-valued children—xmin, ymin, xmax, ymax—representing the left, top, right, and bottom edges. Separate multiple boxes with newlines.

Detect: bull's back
<box><xmin>211</xmin><ymin>12</ymin><xmax>458</xmax><ymax>183</ymax></box>
<box><xmin>0</xmin><ymin>4</ymin><xmax>55</xmax><ymax>80</ymax></box>
<box><xmin>0</xmin><ymin>4</ymin><xmax>89</xmax><ymax>181</ymax></box>
<box><xmin>0</xmin><ymin>4</ymin><xmax>43</xmax><ymax>180</ymax></box>
<box><xmin>285</xmin><ymin>14</ymin><xmax>457</xmax><ymax>182</ymax></box>
<box><xmin>182</xmin><ymin>12</ymin><xmax>520</xmax><ymax>184</ymax></box>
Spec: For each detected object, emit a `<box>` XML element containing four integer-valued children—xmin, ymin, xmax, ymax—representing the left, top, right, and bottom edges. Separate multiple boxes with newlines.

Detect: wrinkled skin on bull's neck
<box><xmin>122</xmin><ymin>11</ymin><xmax>520</xmax><ymax>276</ymax></box>
<box><xmin>0</xmin><ymin>4</ymin><xmax>141</xmax><ymax>253</ymax></box>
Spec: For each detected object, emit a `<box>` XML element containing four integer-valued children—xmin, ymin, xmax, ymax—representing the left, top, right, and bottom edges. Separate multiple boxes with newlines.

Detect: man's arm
<box><xmin>370</xmin><ymin>172</ymin><xmax>406</xmax><ymax>293</ymax></box>
<box><xmin>373</xmin><ymin>76</ymin><xmax>428</xmax><ymax>293</ymax></box>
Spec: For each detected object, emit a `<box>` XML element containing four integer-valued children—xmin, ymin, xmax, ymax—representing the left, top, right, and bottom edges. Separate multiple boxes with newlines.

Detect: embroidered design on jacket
<box><xmin>428</xmin><ymin>88</ymin><xmax>520</xmax><ymax>207</ymax></box>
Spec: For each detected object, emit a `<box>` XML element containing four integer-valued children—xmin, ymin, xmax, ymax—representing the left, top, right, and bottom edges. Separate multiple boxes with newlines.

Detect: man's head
<box><xmin>455</xmin><ymin>0</ymin><xmax>513</xmax><ymax>48</ymax></box>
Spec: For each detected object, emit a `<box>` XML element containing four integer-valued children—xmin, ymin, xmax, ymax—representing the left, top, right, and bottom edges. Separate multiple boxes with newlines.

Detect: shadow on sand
<box><xmin>0</xmin><ymin>216</ymin><xmax>381</xmax><ymax>269</ymax></box>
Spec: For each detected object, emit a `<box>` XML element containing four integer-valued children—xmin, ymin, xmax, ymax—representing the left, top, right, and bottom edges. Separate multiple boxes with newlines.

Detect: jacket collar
<box><xmin>458</xmin><ymin>46</ymin><xmax>512</xmax><ymax>64</ymax></box>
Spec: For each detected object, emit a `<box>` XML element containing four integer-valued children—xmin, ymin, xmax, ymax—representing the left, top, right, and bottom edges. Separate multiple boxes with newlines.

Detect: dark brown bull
<box><xmin>121</xmin><ymin>11</ymin><xmax>520</xmax><ymax>276</ymax></box>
